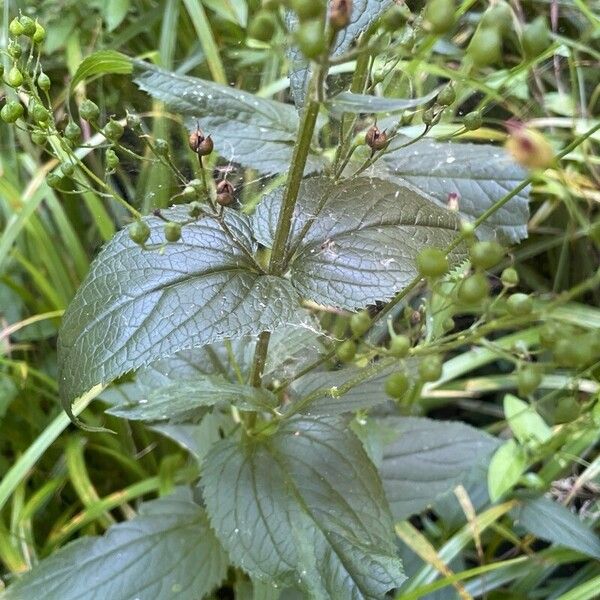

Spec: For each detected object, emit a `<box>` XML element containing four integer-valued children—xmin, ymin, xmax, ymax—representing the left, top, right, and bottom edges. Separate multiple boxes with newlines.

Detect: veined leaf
<box><xmin>203</xmin><ymin>416</ymin><xmax>405</xmax><ymax>598</ymax></box>
<box><xmin>2</xmin><ymin>489</ymin><xmax>228</xmax><ymax>600</ymax></box>
<box><xmin>513</xmin><ymin>496</ymin><xmax>600</xmax><ymax>559</ymax></box>
<box><xmin>504</xmin><ymin>394</ymin><xmax>552</xmax><ymax>446</ymax></box>
<box><xmin>378</xmin><ymin>417</ymin><xmax>498</xmax><ymax>520</ymax></box>
<box><xmin>133</xmin><ymin>62</ymin><xmax>326</xmax><ymax>175</ymax></box>
<box><xmin>327</xmin><ymin>89</ymin><xmax>440</xmax><ymax>115</ymax></box>
<box><xmin>58</xmin><ymin>207</ymin><xmax>308</xmax><ymax>412</ymax></box>
<box><xmin>254</xmin><ymin>176</ymin><xmax>464</xmax><ymax>309</ymax></box>
<box><xmin>380</xmin><ymin>137</ymin><xmax>530</xmax><ymax>242</ymax></box>
<box><xmin>70</xmin><ymin>50</ymin><xmax>133</xmax><ymax>92</ymax></box>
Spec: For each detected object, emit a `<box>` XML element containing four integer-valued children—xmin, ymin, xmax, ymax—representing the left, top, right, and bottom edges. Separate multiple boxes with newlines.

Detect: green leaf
<box><xmin>513</xmin><ymin>496</ymin><xmax>600</xmax><ymax>559</ymax></box>
<box><xmin>70</xmin><ymin>50</ymin><xmax>132</xmax><ymax>92</ymax></box>
<box><xmin>203</xmin><ymin>0</ymin><xmax>247</xmax><ymax>26</ymax></box>
<box><xmin>380</xmin><ymin>138</ymin><xmax>530</xmax><ymax>242</ymax></box>
<box><xmin>58</xmin><ymin>206</ymin><xmax>308</xmax><ymax>411</ymax></box>
<box><xmin>133</xmin><ymin>62</ymin><xmax>326</xmax><ymax>175</ymax></box>
<box><xmin>487</xmin><ymin>439</ymin><xmax>526</xmax><ymax>502</ymax></box>
<box><xmin>254</xmin><ymin>176</ymin><xmax>464</xmax><ymax>309</ymax></box>
<box><xmin>104</xmin><ymin>0</ymin><xmax>131</xmax><ymax>31</ymax></box>
<box><xmin>203</xmin><ymin>416</ymin><xmax>405</xmax><ymax>598</ymax></box>
<box><xmin>503</xmin><ymin>394</ymin><xmax>552</xmax><ymax>446</ymax></box>
<box><xmin>379</xmin><ymin>417</ymin><xmax>498</xmax><ymax>520</ymax></box>
<box><xmin>327</xmin><ymin>89</ymin><xmax>439</xmax><ymax>115</ymax></box>
<box><xmin>106</xmin><ymin>375</ymin><xmax>277</xmax><ymax>421</ymax></box>
<box><xmin>2</xmin><ymin>489</ymin><xmax>228</xmax><ymax>600</ymax></box>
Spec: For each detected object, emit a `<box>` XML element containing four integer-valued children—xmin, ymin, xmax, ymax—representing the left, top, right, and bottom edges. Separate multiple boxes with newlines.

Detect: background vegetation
<box><xmin>0</xmin><ymin>0</ymin><xmax>599</xmax><ymax>598</ymax></box>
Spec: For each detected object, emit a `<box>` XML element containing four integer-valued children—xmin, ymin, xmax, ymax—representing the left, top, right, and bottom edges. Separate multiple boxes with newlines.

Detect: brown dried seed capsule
<box><xmin>189</xmin><ymin>128</ymin><xmax>214</xmax><ymax>156</ymax></box>
<box><xmin>365</xmin><ymin>125</ymin><xmax>388</xmax><ymax>151</ymax></box>
<box><xmin>329</xmin><ymin>0</ymin><xmax>352</xmax><ymax>30</ymax></box>
<box><xmin>216</xmin><ymin>180</ymin><xmax>235</xmax><ymax>206</ymax></box>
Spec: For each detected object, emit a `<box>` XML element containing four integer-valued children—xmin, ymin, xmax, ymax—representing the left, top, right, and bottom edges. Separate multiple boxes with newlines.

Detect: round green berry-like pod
<box><xmin>37</xmin><ymin>72</ymin><xmax>51</xmax><ymax>91</ymax></box>
<box><xmin>46</xmin><ymin>172</ymin><xmax>63</xmax><ymax>189</ymax></box>
<box><xmin>8</xmin><ymin>40</ymin><xmax>22</xmax><ymax>59</ymax></box>
<box><xmin>501</xmin><ymin>267</ymin><xmax>519</xmax><ymax>288</ymax></box>
<box><xmin>31</xmin><ymin>102</ymin><xmax>50</xmax><ymax>124</ymax></box>
<box><xmin>9</xmin><ymin>17</ymin><xmax>24</xmax><ymax>36</ymax></box>
<box><xmin>463</xmin><ymin>110</ymin><xmax>482</xmax><ymax>131</ymax></box>
<box><xmin>553</xmin><ymin>397</ymin><xmax>581</xmax><ymax>424</ymax></box>
<box><xmin>154</xmin><ymin>138</ymin><xmax>169</xmax><ymax>156</ymax></box>
<box><xmin>31</xmin><ymin>131</ymin><xmax>47</xmax><ymax>145</ymax></box>
<box><xmin>382</xmin><ymin>4</ymin><xmax>410</xmax><ymax>31</ymax></box>
<box><xmin>1</xmin><ymin>100</ymin><xmax>24</xmax><ymax>123</ymax></box>
<box><xmin>106</xmin><ymin>148</ymin><xmax>120</xmax><ymax>170</ymax></box>
<box><xmin>553</xmin><ymin>338</ymin><xmax>592</xmax><ymax>369</ymax></box>
<box><xmin>467</xmin><ymin>25</ymin><xmax>502</xmax><ymax>67</ymax></box>
<box><xmin>457</xmin><ymin>272</ymin><xmax>489</xmax><ymax>304</ymax></box>
<box><xmin>336</xmin><ymin>339</ymin><xmax>357</xmax><ymax>363</ymax></box>
<box><xmin>539</xmin><ymin>322</ymin><xmax>560</xmax><ymax>348</ymax></box>
<box><xmin>6</xmin><ymin>66</ymin><xmax>24</xmax><ymax>88</ymax></box>
<box><xmin>19</xmin><ymin>16</ymin><xmax>37</xmax><ymax>37</ymax></box>
<box><xmin>424</xmin><ymin>0</ymin><xmax>456</xmax><ymax>34</ymax></box>
<box><xmin>248</xmin><ymin>10</ymin><xmax>277</xmax><ymax>42</ymax></box>
<box><xmin>350</xmin><ymin>310</ymin><xmax>371</xmax><ymax>337</ymax></box>
<box><xmin>384</xmin><ymin>372</ymin><xmax>410</xmax><ymax>399</ymax></box>
<box><xmin>291</xmin><ymin>0</ymin><xmax>324</xmax><ymax>21</ymax></box>
<box><xmin>418</xmin><ymin>355</ymin><xmax>443</xmax><ymax>382</ymax></box>
<box><xmin>442</xmin><ymin>317</ymin><xmax>455</xmax><ymax>332</ymax></box>
<box><xmin>64</xmin><ymin>120</ymin><xmax>82</xmax><ymax>143</ymax></box>
<box><xmin>469</xmin><ymin>240</ymin><xmax>505</xmax><ymax>270</ymax></box>
<box><xmin>416</xmin><ymin>247</ymin><xmax>449</xmax><ymax>279</ymax></box>
<box><xmin>164</xmin><ymin>222</ymin><xmax>182</xmax><ymax>243</ymax></box>
<box><xmin>79</xmin><ymin>99</ymin><xmax>100</xmax><ymax>122</ymax></box>
<box><xmin>506</xmin><ymin>293</ymin><xmax>533</xmax><ymax>316</ymax></box>
<box><xmin>481</xmin><ymin>0</ymin><xmax>513</xmax><ymax>35</ymax></box>
<box><xmin>61</xmin><ymin>162</ymin><xmax>75</xmax><ymax>178</ymax></box>
<box><xmin>517</xmin><ymin>365</ymin><xmax>542</xmax><ymax>396</ymax></box>
<box><xmin>522</xmin><ymin>17</ymin><xmax>550</xmax><ymax>58</ymax></box>
<box><xmin>295</xmin><ymin>20</ymin><xmax>327</xmax><ymax>60</ymax></box>
<box><xmin>33</xmin><ymin>23</ymin><xmax>45</xmax><ymax>44</ymax></box>
<box><xmin>389</xmin><ymin>334</ymin><xmax>410</xmax><ymax>358</ymax></box>
<box><xmin>129</xmin><ymin>220</ymin><xmax>151</xmax><ymax>246</ymax></box>
<box><xmin>104</xmin><ymin>118</ymin><xmax>124</xmax><ymax>141</ymax></box>
<box><xmin>437</xmin><ymin>83</ymin><xmax>456</xmax><ymax>106</ymax></box>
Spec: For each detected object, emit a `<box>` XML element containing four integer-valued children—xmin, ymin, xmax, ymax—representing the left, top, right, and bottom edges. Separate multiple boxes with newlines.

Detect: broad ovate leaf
<box><xmin>503</xmin><ymin>394</ymin><xmax>552</xmax><ymax>446</ymax></box>
<box><xmin>58</xmin><ymin>207</ymin><xmax>308</xmax><ymax>413</ymax></box>
<box><xmin>203</xmin><ymin>416</ymin><xmax>405</xmax><ymax>598</ymax></box>
<box><xmin>380</xmin><ymin>137</ymin><xmax>530</xmax><ymax>242</ymax></box>
<box><xmin>2</xmin><ymin>489</ymin><xmax>228</xmax><ymax>600</ymax></box>
<box><xmin>133</xmin><ymin>62</ymin><xmax>326</xmax><ymax>175</ymax></box>
<box><xmin>379</xmin><ymin>417</ymin><xmax>499</xmax><ymax>520</ymax></box>
<box><xmin>254</xmin><ymin>176</ymin><xmax>464</xmax><ymax>309</ymax></box>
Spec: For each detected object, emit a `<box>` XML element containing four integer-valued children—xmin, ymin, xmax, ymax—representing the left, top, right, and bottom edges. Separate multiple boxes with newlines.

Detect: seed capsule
<box><xmin>103</xmin><ymin>118</ymin><xmax>124</xmax><ymax>141</ymax></box>
<box><xmin>6</xmin><ymin>66</ymin><xmax>24</xmax><ymax>88</ymax></box>
<box><xmin>80</xmin><ymin>99</ymin><xmax>100</xmax><ymax>122</ymax></box>
<box><xmin>8</xmin><ymin>40</ymin><xmax>22</xmax><ymax>59</ymax></box>
<box><xmin>1</xmin><ymin>101</ymin><xmax>24</xmax><ymax>123</ymax></box>
<box><xmin>189</xmin><ymin>128</ymin><xmax>214</xmax><ymax>156</ymax></box>
<box><xmin>37</xmin><ymin>72</ymin><xmax>51</xmax><ymax>91</ymax></box>
<box><xmin>65</xmin><ymin>120</ymin><xmax>82</xmax><ymax>143</ymax></box>
<box><xmin>164</xmin><ymin>222</ymin><xmax>182</xmax><ymax>242</ymax></box>
<box><xmin>19</xmin><ymin>16</ymin><xmax>37</xmax><ymax>37</ymax></box>
<box><xmin>365</xmin><ymin>125</ymin><xmax>388</xmax><ymax>151</ymax></box>
<box><xmin>129</xmin><ymin>220</ymin><xmax>151</xmax><ymax>245</ymax></box>
<box><xmin>9</xmin><ymin>18</ymin><xmax>24</xmax><ymax>36</ymax></box>
<box><xmin>33</xmin><ymin>23</ymin><xmax>45</xmax><ymax>44</ymax></box>
<box><xmin>106</xmin><ymin>148</ymin><xmax>120</xmax><ymax>170</ymax></box>
<box><xmin>216</xmin><ymin>180</ymin><xmax>235</xmax><ymax>206</ymax></box>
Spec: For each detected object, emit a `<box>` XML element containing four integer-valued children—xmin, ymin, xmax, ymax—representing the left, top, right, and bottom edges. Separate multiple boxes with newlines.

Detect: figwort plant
<box><xmin>1</xmin><ymin>1</ymin><xmax>599</xmax><ymax>598</ymax></box>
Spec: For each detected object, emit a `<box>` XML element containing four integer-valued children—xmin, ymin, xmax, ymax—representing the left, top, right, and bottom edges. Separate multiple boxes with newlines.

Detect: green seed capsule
<box><xmin>457</xmin><ymin>273</ymin><xmax>489</xmax><ymax>304</ymax></box>
<box><xmin>296</xmin><ymin>20</ymin><xmax>327</xmax><ymax>60</ymax></box>
<box><xmin>464</xmin><ymin>110</ymin><xmax>482</xmax><ymax>130</ymax></box>
<box><xmin>422</xmin><ymin>107</ymin><xmax>436</xmax><ymax>125</ymax></box>
<box><xmin>64</xmin><ymin>120</ymin><xmax>82</xmax><ymax>143</ymax></box>
<box><xmin>129</xmin><ymin>220</ymin><xmax>151</xmax><ymax>245</ymax></box>
<box><xmin>46</xmin><ymin>172</ymin><xmax>63</xmax><ymax>189</ymax></box>
<box><xmin>154</xmin><ymin>138</ymin><xmax>169</xmax><ymax>155</ymax></box>
<box><xmin>416</xmin><ymin>247</ymin><xmax>448</xmax><ymax>278</ymax></box>
<box><xmin>382</xmin><ymin>4</ymin><xmax>411</xmax><ymax>30</ymax></box>
<box><xmin>7</xmin><ymin>40</ymin><xmax>22</xmax><ymax>59</ymax></box>
<box><xmin>9</xmin><ymin>17</ymin><xmax>24</xmax><ymax>36</ymax></box>
<box><xmin>248</xmin><ymin>10</ymin><xmax>277</xmax><ymax>42</ymax></box>
<box><xmin>437</xmin><ymin>83</ymin><xmax>456</xmax><ymax>106</ymax></box>
<box><xmin>1</xmin><ymin>101</ymin><xmax>24</xmax><ymax>123</ymax></box>
<box><xmin>31</xmin><ymin>131</ymin><xmax>47</xmax><ymax>145</ymax></box>
<box><xmin>481</xmin><ymin>0</ymin><xmax>513</xmax><ymax>35</ymax></box>
<box><xmin>37</xmin><ymin>72</ymin><xmax>51</xmax><ymax>91</ymax></box>
<box><xmin>104</xmin><ymin>118</ymin><xmax>124</xmax><ymax>141</ymax></box>
<box><xmin>517</xmin><ymin>366</ymin><xmax>542</xmax><ymax>396</ymax></box>
<box><xmin>291</xmin><ymin>0</ymin><xmax>324</xmax><ymax>21</ymax></box>
<box><xmin>389</xmin><ymin>334</ymin><xmax>410</xmax><ymax>358</ymax></box>
<box><xmin>470</xmin><ymin>241</ymin><xmax>505</xmax><ymax>270</ymax></box>
<box><xmin>189</xmin><ymin>201</ymin><xmax>203</xmax><ymax>218</ymax></box>
<box><xmin>61</xmin><ymin>162</ymin><xmax>75</xmax><ymax>178</ymax></box>
<box><xmin>467</xmin><ymin>25</ymin><xmax>502</xmax><ymax>67</ymax></box>
<box><xmin>424</xmin><ymin>0</ymin><xmax>456</xmax><ymax>34</ymax></box>
<box><xmin>522</xmin><ymin>17</ymin><xmax>550</xmax><ymax>59</ymax></box>
<box><xmin>385</xmin><ymin>372</ymin><xmax>410</xmax><ymax>399</ymax></box>
<box><xmin>501</xmin><ymin>267</ymin><xmax>519</xmax><ymax>287</ymax></box>
<box><xmin>506</xmin><ymin>293</ymin><xmax>533</xmax><ymax>316</ymax></box>
<box><xmin>80</xmin><ymin>99</ymin><xmax>100</xmax><ymax>122</ymax></box>
<box><xmin>350</xmin><ymin>310</ymin><xmax>371</xmax><ymax>337</ymax></box>
<box><xmin>418</xmin><ymin>355</ymin><xmax>443</xmax><ymax>382</ymax></box>
<box><xmin>6</xmin><ymin>66</ymin><xmax>24</xmax><ymax>88</ymax></box>
<box><xmin>164</xmin><ymin>222</ymin><xmax>182</xmax><ymax>242</ymax></box>
<box><xmin>33</xmin><ymin>23</ymin><xmax>46</xmax><ymax>44</ymax></box>
<box><xmin>106</xmin><ymin>148</ymin><xmax>119</xmax><ymax>170</ymax></box>
<box><xmin>31</xmin><ymin>102</ymin><xmax>50</xmax><ymax>124</ymax></box>
<box><xmin>336</xmin><ymin>339</ymin><xmax>357</xmax><ymax>363</ymax></box>
<box><xmin>19</xmin><ymin>16</ymin><xmax>37</xmax><ymax>37</ymax></box>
